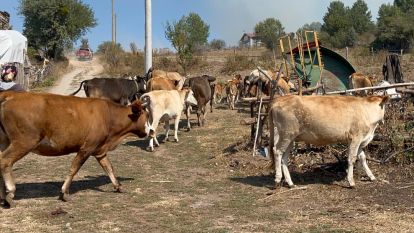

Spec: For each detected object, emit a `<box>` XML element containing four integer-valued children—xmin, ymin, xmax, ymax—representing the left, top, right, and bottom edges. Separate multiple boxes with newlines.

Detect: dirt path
<box><xmin>47</xmin><ymin>55</ymin><xmax>104</xmax><ymax>96</ymax></box>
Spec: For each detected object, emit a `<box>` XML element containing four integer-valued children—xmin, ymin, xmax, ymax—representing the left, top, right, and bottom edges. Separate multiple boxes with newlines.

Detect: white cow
<box><xmin>140</xmin><ymin>89</ymin><xmax>197</xmax><ymax>151</ymax></box>
<box><xmin>268</xmin><ymin>95</ymin><xmax>389</xmax><ymax>188</ymax></box>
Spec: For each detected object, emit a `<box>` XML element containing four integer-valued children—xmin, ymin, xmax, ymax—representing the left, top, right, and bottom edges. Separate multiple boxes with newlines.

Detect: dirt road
<box><xmin>48</xmin><ymin>55</ymin><xmax>104</xmax><ymax>96</ymax></box>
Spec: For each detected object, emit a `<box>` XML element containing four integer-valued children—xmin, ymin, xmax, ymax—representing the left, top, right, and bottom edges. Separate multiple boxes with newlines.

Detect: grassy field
<box><xmin>1</xmin><ymin>101</ymin><xmax>413</xmax><ymax>233</ymax></box>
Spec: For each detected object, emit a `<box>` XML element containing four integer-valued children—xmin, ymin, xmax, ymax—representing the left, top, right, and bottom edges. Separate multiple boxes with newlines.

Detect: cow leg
<box><xmin>347</xmin><ymin>141</ymin><xmax>361</xmax><ymax>188</ymax></box>
<box><xmin>60</xmin><ymin>152</ymin><xmax>90</xmax><ymax>201</ymax></box>
<box><xmin>281</xmin><ymin>142</ymin><xmax>295</xmax><ymax>188</ymax></box>
<box><xmin>201</xmin><ymin>106</ymin><xmax>207</xmax><ymax>126</ymax></box>
<box><xmin>273</xmin><ymin>134</ymin><xmax>292</xmax><ymax>188</ymax></box>
<box><xmin>95</xmin><ymin>155</ymin><xmax>121</xmax><ymax>192</ymax></box>
<box><xmin>186</xmin><ymin>106</ymin><xmax>191</xmax><ymax>131</ymax></box>
<box><xmin>196</xmin><ymin>111</ymin><xmax>201</xmax><ymax>127</ymax></box>
<box><xmin>357</xmin><ymin>149</ymin><xmax>376</xmax><ymax>181</ymax></box>
<box><xmin>0</xmin><ymin>143</ymin><xmax>31</xmax><ymax>207</ymax></box>
<box><xmin>163</xmin><ymin>119</ymin><xmax>170</xmax><ymax>142</ymax></box>
<box><xmin>173</xmin><ymin>114</ymin><xmax>180</xmax><ymax>142</ymax></box>
<box><xmin>148</xmin><ymin>114</ymin><xmax>161</xmax><ymax>151</ymax></box>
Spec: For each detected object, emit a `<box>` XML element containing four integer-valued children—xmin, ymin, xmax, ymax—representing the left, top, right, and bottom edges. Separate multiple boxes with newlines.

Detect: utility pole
<box><xmin>112</xmin><ymin>0</ymin><xmax>115</xmax><ymax>44</ymax></box>
<box><xmin>145</xmin><ymin>0</ymin><xmax>152</xmax><ymax>73</ymax></box>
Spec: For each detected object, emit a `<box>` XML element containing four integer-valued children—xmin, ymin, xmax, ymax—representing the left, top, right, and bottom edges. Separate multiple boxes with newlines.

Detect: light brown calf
<box><xmin>268</xmin><ymin>95</ymin><xmax>389</xmax><ymax>188</ymax></box>
<box><xmin>349</xmin><ymin>72</ymin><xmax>374</xmax><ymax>96</ymax></box>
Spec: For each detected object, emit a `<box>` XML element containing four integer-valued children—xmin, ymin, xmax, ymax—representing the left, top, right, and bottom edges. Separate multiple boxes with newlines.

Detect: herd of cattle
<box><xmin>0</xmin><ymin>67</ymin><xmax>389</xmax><ymax>208</ymax></box>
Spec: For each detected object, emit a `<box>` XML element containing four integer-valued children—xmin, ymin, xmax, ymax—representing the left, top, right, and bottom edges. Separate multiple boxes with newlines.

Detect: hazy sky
<box><xmin>3</xmin><ymin>0</ymin><xmax>393</xmax><ymax>51</ymax></box>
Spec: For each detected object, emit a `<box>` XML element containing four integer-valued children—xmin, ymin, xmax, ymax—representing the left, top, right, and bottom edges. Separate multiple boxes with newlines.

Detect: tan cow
<box><xmin>140</xmin><ymin>89</ymin><xmax>197</xmax><ymax>152</ymax></box>
<box><xmin>226</xmin><ymin>75</ymin><xmax>243</xmax><ymax>110</ymax></box>
<box><xmin>148</xmin><ymin>69</ymin><xmax>186</xmax><ymax>90</ymax></box>
<box><xmin>213</xmin><ymin>81</ymin><xmax>225</xmax><ymax>104</ymax></box>
<box><xmin>146</xmin><ymin>77</ymin><xmax>177</xmax><ymax>91</ymax></box>
<box><xmin>349</xmin><ymin>72</ymin><xmax>374</xmax><ymax>96</ymax></box>
<box><xmin>268</xmin><ymin>95</ymin><xmax>389</xmax><ymax>188</ymax></box>
<box><xmin>0</xmin><ymin>91</ymin><xmax>150</xmax><ymax>207</ymax></box>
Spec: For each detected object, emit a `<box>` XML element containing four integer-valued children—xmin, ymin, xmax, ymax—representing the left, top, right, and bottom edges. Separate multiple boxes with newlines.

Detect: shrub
<box><xmin>221</xmin><ymin>55</ymin><xmax>255</xmax><ymax>74</ymax></box>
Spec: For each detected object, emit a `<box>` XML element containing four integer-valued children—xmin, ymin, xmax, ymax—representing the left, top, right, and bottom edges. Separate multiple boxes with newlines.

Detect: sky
<box><xmin>2</xmin><ymin>0</ymin><xmax>394</xmax><ymax>51</ymax></box>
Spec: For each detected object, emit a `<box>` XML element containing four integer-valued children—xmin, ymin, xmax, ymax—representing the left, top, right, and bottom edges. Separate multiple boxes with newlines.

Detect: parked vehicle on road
<box><xmin>76</xmin><ymin>47</ymin><xmax>93</xmax><ymax>60</ymax></box>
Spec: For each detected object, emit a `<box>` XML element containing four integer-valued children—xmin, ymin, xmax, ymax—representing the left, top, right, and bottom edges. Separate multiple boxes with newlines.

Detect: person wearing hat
<box><xmin>0</xmin><ymin>65</ymin><xmax>25</xmax><ymax>92</ymax></box>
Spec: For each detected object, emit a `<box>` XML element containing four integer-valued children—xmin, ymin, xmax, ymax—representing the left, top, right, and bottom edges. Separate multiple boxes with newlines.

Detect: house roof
<box><xmin>240</xmin><ymin>33</ymin><xmax>259</xmax><ymax>41</ymax></box>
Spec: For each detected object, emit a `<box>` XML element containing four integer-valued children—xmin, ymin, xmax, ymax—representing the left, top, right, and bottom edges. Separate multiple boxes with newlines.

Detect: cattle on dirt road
<box><xmin>140</xmin><ymin>89</ymin><xmax>197</xmax><ymax>152</ymax></box>
<box><xmin>183</xmin><ymin>75</ymin><xmax>216</xmax><ymax>130</ymax></box>
<box><xmin>70</xmin><ymin>77</ymin><xmax>147</xmax><ymax>105</ymax></box>
<box><xmin>245</xmin><ymin>69</ymin><xmax>291</xmax><ymax>97</ymax></box>
<box><xmin>0</xmin><ymin>91</ymin><xmax>150</xmax><ymax>208</ymax></box>
<box><xmin>268</xmin><ymin>95</ymin><xmax>389</xmax><ymax>189</ymax></box>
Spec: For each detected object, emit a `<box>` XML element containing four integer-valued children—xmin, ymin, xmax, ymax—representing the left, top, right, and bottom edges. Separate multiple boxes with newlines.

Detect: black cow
<box><xmin>70</xmin><ymin>77</ymin><xmax>146</xmax><ymax>105</ymax></box>
<box><xmin>183</xmin><ymin>75</ymin><xmax>216</xmax><ymax>130</ymax></box>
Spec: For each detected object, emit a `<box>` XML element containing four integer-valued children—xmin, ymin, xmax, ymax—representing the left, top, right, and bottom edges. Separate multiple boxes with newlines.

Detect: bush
<box><xmin>371</xmin><ymin>99</ymin><xmax>414</xmax><ymax>164</ymax></box>
<box><xmin>221</xmin><ymin>55</ymin><xmax>255</xmax><ymax>74</ymax></box>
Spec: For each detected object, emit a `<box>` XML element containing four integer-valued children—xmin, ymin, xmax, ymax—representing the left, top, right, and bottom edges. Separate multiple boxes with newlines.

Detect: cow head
<box><xmin>134</xmin><ymin>76</ymin><xmax>147</xmax><ymax>93</ymax></box>
<box><xmin>129</xmin><ymin>100</ymin><xmax>150</xmax><ymax>137</ymax></box>
<box><xmin>183</xmin><ymin>89</ymin><xmax>198</xmax><ymax>106</ymax></box>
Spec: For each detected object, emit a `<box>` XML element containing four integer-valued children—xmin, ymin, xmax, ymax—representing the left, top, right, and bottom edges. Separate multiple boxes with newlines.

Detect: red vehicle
<box><xmin>75</xmin><ymin>47</ymin><xmax>93</xmax><ymax>60</ymax></box>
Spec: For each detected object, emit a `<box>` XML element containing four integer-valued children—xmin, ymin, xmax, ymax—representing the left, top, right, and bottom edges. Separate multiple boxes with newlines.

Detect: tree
<box><xmin>19</xmin><ymin>0</ymin><xmax>96</xmax><ymax>59</ymax></box>
<box><xmin>254</xmin><ymin>18</ymin><xmax>285</xmax><ymax>50</ymax></box>
<box><xmin>321</xmin><ymin>1</ymin><xmax>364</xmax><ymax>48</ymax></box>
<box><xmin>80</xmin><ymin>38</ymin><xmax>89</xmax><ymax>49</ymax></box>
<box><xmin>297</xmin><ymin>22</ymin><xmax>322</xmax><ymax>34</ymax></box>
<box><xmin>210</xmin><ymin>39</ymin><xmax>226</xmax><ymax>50</ymax></box>
<box><xmin>394</xmin><ymin>0</ymin><xmax>414</xmax><ymax>13</ymax></box>
<box><xmin>97</xmin><ymin>41</ymin><xmax>123</xmax><ymax>54</ymax></box>
<box><xmin>165</xmin><ymin>13</ymin><xmax>209</xmax><ymax>73</ymax></box>
<box><xmin>373</xmin><ymin>3</ymin><xmax>414</xmax><ymax>50</ymax></box>
<box><xmin>349</xmin><ymin>0</ymin><xmax>374</xmax><ymax>34</ymax></box>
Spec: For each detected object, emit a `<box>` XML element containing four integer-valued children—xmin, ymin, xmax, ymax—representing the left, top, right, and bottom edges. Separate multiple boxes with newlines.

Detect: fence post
<box><xmin>346</xmin><ymin>47</ymin><xmax>349</xmax><ymax>60</ymax></box>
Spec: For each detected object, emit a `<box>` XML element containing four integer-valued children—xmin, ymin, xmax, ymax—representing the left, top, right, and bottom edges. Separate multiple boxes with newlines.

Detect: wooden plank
<box><xmin>241</xmin><ymin>118</ymin><xmax>256</xmax><ymax>125</ymax></box>
<box><xmin>325</xmin><ymin>82</ymin><xmax>414</xmax><ymax>95</ymax></box>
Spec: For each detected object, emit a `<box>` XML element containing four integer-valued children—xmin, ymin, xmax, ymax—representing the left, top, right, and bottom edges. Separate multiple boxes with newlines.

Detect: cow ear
<box><xmin>380</xmin><ymin>95</ymin><xmax>390</xmax><ymax>108</ymax></box>
<box><xmin>130</xmin><ymin>100</ymin><xmax>145</xmax><ymax>114</ymax></box>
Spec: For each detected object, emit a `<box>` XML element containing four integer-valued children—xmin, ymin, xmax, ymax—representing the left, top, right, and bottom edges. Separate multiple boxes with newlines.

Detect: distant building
<box><xmin>239</xmin><ymin>33</ymin><xmax>262</xmax><ymax>48</ymax></box>
<box><xmin>0</xmin><ymin>11</ymin><xmax>10</xmax><ymax>30</ymax></box>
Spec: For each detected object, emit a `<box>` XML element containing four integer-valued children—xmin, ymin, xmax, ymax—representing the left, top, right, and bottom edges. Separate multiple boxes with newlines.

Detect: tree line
<box><xmin>17</xmin><ymin>0</ymin><xmax>414</xmax><ymax>70</ymax></box>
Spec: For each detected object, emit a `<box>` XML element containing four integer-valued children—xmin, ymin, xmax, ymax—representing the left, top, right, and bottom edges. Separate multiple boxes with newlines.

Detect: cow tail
<box><xmin>266</xmin><ymin>107</ymin><xmax>276</xmax><ymax>172</ymax></box>
<box><xmin>70</xmin><ymin>80</ymin><xmax>87</xmax><ymax>96</ymax></box>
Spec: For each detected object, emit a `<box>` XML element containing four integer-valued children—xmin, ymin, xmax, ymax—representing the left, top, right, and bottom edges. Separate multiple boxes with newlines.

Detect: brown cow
<box><xmin>268</xmin><ymin>95</ymin><xmax>389</xmax><ymax>189</ymax></box>
<box><xmin>348</xmin><ymin>72</ymin><xmax>374</xmax><ymax>96</ymax></box>
<box><xmin>245</xmin><ymin>69</ymin><xmax>291</xmax><ymax>97</ymax></box>
<box><xmin>0</xmin><ymin>91</ymin><xmax>149</xmax><ymax>207</ymax></box>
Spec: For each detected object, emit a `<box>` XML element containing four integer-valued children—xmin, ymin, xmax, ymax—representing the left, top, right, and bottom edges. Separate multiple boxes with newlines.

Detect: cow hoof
<box><xmin>174</xmin><ymin>138</ymin><xmax>179</xmax><ymax>143</ymax></box>
<box><xmin>272</xmin><ymin>182</ymin><xmax>283</xmax><ymax>190</ymax></box>
<box><xmin>147</xmin><ymin>147</ymin><xmax>154</xmax><ymax>152</ymax></box>
<box><xmin>186</xmin><ymin>127</ymin><xmax>191</xmax><ymax>132</ymax></box>
<box><xmin>114</xmin><ymin>186</ymin><xmax>122</xmax><ymax>193</ymax></box>
<box><xmin>165</xmin><ymin>137</ymin><xmax>170</xmax><ymax>142</ymax></box>
<box><xmin>288</xmin><ymin>184</ymin><xmax>297</xmax><ymax>189</ymax></box>
<box><xmin>59</xmin><ymin>192</ymin><xmax>70</xmax><ymax>202</ymax></box>
<box><xmin>4</xmin><ymin>195</ymin><xmax>14</xmax><ymax>208</ymax></box>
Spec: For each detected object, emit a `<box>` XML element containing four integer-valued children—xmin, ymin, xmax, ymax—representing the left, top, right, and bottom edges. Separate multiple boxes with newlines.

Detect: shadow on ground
<box><xmin>15</xmin><ymin>175</ymin><xmax>134</xmax><ymax>200</ymax></box>
<box><xmin>230</xmin><ymin>162</ymin><xmax>346</xmax><ymax>189</ymax></box>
